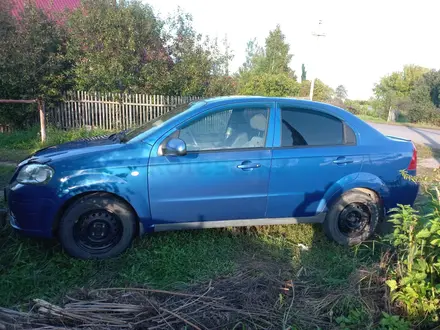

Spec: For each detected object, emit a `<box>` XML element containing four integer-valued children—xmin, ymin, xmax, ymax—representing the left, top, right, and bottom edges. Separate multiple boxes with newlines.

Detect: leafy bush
<box><xmin>384</xmin><ymin>171</ymin><xmax>440</xmax><ymax>324</ymax></box>
<box><xmin>378</xmin><ymin>312</ymin><xmax>411</xmax><ymax>330</ymax></box>
<box><xmin>205</xmin><ymin>75</ymin><xmax>238</xmax><ymax>97</ymax></box>
<box><xmin>238</xmin><ymin>73</ymin><xmax>300</xmax><ymax>97</ymax></box>
<box><xmin>344</xmin><ymin>99</ymin><xmax>373</xmax><ymax>116</ymax></box>
<box><xmin>298</xmin><ymin>79</ymin><xmax>333</xmax><ymax>102</ymax></box>
<box><xmin>336</xmin><ymin>308</ymin><xmax>371</xmax><ymax>329</ymax></box>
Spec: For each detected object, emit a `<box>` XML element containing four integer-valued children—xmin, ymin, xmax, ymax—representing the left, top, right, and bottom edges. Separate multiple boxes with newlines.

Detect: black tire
<box><xmin>324</xmin><ymin>189</ymin><xmax>380</xmax><ymax>245</ymax></box>
<box><xmin>58</xmin><ymin>193</ymin><xmax>136</xmax><ymax>259</ymax></box>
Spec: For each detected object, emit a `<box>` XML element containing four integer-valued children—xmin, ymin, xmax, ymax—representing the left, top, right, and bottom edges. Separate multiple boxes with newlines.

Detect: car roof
<box><xmin>196</xmin><ymin>96</ymin><xmax>387</xmax><ymax>144</ymax></box>
<box><xmin>201</xmin><ymin>95</ymin><xmax>322</xmax><ymax>107</ymax></box>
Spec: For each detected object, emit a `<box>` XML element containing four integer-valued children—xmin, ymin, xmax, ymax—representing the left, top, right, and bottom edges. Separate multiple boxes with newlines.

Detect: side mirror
<box><xmin>164</xmin><ymin>138</ymin><xmax>187</xmax><ymax>156</ymax></box>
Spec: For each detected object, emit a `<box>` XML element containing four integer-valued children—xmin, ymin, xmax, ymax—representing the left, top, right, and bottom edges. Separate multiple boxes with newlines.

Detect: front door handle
<box><xmin>237</xmin><ymin>161</ymin><xmax>261</xmax><ymax>170</ymax></box>
<box><xmin>333</xmin><ymin>157</ymin><xmax>354</xmax><ymax>165</ymax></box>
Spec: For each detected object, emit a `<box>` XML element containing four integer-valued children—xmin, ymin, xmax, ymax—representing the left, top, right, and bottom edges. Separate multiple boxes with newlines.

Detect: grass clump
<box><xmin>0</xmin><ymin>126</ymin><xmax>111</xmax><ymax>162</ymax></box>
<box><xmin>357</xmin><ymin>114</ymin><xmax>440</xmax><ymax>129</ymax></box>
<box><xmin>0</xmin><ymin>164</ymin><xmax>15</xmax><ymax>208</ymax></box>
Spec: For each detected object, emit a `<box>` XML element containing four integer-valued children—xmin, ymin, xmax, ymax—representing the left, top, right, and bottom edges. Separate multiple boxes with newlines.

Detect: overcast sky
<box><xmin>146</xmin><ymin>0</ymin><xmax>439</xmax><ymax>100</ymax></box>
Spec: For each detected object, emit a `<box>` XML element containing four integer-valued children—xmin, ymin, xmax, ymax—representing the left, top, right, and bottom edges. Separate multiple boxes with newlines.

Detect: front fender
<box><xmin>317</xmin><ymin>172</ymin><xmax>389</xmax><ymax>213</ymax></box>
<box><xmin>55</xmin><ymin>167</ymin><xmax>151</xmax><ymax>230</ymax></box>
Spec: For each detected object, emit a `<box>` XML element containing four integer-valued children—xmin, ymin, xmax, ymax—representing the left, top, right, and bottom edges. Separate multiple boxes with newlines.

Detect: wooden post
<box><xmin>38</xmin><ymin>99</ymin><xmax>46</xmax><ymax>143</ymax></box>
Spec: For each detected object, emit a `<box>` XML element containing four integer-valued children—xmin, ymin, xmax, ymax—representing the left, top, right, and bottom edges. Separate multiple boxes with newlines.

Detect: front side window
<box><xmin>178</xmin><ymin>106</ymin><xmax>269</xmax><ymax>151</ymax></box>
<box><xmin>281</xmin><ymin>108</ymin><xmax>348</xmax><ymax>147</ymax></box>
<box><xmin>123</xmin><ymin>101</ymin><xmax>206</xmax><ymax>141</ymax></box>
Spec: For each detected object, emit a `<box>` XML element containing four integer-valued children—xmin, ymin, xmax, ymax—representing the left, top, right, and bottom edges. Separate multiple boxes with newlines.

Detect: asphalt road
<box><xmin>369</xmin><ymin>122</ymin><xmax>440</xmax><ymax>148</ymax></box>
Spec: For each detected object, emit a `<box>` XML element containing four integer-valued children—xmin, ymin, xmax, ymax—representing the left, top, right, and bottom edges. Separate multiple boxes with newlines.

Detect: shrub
<box><xmin>384</xmin><ymin>171</ymin><xmax>440</xmax><ymax>324</ymax></box>
<box><xmin>238</xmin><ymin>73</ymin><xmax>300</xmax><ymax>97</ymax></box>
<box><xmin>378</xmin><ymin>312</ymin><xmax>411</xmax><ymax>330</ymax></box>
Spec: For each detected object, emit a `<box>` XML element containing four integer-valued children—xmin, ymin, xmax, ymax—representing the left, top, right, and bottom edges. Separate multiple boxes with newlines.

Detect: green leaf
<box><xmin>403</xmin><ymin>286</ymin><xmax>419</xmax><ymax>298</ymax></box>
<box><xmin>386</xmin><ymin>279</ymin><xmax>398</xmax><ymax>291</ymax></box>
<box><xmin>416</xmin><ymin>228</ymin><xmax>431</xmax><ymax>239</ymax></box>
<box><xmin>430</xmin><ymin>238</ymin><xmax>440</xmax><ymax>246</ymax></box>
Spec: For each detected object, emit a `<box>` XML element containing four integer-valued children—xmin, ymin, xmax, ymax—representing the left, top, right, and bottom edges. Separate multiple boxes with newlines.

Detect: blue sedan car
<box><xmin>5</xmin><ymin>97</ymin><xmax>418</xmax><ymax>259</ymax></box>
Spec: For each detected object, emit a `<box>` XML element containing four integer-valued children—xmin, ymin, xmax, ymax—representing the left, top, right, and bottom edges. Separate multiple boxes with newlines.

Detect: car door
<box><xmin>267</xmin><ymin>103</ymin><xmax>364</xmax><ymax>218</ymax></box>
<box><xmin>148</xmin><ymin>102</ymin><xmax>275</xmax><ymax>226</ymax></box>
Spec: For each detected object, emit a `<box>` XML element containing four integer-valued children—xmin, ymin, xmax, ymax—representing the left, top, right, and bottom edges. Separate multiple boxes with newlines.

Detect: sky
<box><xmin>146</xmin><ymin>0</ymin><xmax>439</xmax><ymax>100</ymax></box>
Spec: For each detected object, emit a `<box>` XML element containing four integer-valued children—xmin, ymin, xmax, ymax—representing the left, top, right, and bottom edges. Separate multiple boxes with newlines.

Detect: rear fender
<box><xmin>317</xmin><ymin>172</ymin><xmax>389</xmax><ymax>214</ymax></box>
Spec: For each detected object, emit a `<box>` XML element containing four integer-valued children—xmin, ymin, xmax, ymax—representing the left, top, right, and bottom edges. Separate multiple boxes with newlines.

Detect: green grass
<box><xmin>358</xmin><ymin>114</ymin><xmax>440</xmax><ymax>129</ymax></box>
<box><xmin>0</xmin><ymin>126</ymin><xmax>111</xmax><ymax>162</ymax></box>
<box><xmin>357</xmin><ymin>114</ymin><xmax>388</xmax><ymax>124</ymax></box>
<box><xmin>0</xmin><ymin>165</ymin><xmax>15</xmax><ymax>208</ymax></box>
<box><xmin>0</xmin><ymin>220</ymin><xmax>374</xmax><ymax>308</ymax></box>
<box><xmin>0</xmin><ymin>226</ymin><xmax>237</xmax><ymax>306</ymax></box>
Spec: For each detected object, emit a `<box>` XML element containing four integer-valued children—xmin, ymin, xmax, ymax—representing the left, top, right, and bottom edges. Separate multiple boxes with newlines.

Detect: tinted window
<box><xmin>281</xmin><ymin>108</ymin><xmax>344</xmax><ymax>146</ymax></box>
<box><xmin>179</xmin><ymin>107</ymin><xmax>269</xmax><ymax>151</ymax></box>
<box><xmin>344</xmin><ymin>124</ymin><xmax>356</xmax><ymax>145</ymax></box>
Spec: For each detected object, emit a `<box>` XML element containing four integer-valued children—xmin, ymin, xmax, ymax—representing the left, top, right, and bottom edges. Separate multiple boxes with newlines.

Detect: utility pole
<box><xmin>309</xmin><ymin>20</ymin><xmax>326</xmax><ymax>101</ymax></box>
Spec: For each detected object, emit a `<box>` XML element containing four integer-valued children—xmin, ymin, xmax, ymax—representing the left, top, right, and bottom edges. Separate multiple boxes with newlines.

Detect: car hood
<box><xmin>20</xmin><ymin>135</ymin><xmax>121</xmax><ymax>166</ymax></box>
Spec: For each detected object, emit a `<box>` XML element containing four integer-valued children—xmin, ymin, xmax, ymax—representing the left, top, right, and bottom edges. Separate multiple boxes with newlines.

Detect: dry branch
<box><xmin>0</xmin><ymin>262</ymin><xmax>387</xmax><ymax>329</ymax></box>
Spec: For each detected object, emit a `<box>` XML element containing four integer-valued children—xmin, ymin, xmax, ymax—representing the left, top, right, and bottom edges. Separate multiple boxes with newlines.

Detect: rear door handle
<box><xmin>237</xmin><ymin>161</ymin><xmax>261</xmax><ymax>170</ymax></box>
<box><xmin>333</xmin><ymin>157</ymin><xmax>354</xmax><ymax>165</ymax></box>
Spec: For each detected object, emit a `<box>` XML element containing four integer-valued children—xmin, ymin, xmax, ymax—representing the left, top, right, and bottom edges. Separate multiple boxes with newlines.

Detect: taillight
<box><xmin>408</xmin><ymin>144</ymin><xmax>417</xmax><ymax>170</ymax></box>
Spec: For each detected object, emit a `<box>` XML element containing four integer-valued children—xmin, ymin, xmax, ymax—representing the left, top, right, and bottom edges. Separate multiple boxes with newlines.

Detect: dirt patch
<box><xmin>419</xmin><ymin>158</ymin><xmax>440</xmax><ymax>169</ymax></box>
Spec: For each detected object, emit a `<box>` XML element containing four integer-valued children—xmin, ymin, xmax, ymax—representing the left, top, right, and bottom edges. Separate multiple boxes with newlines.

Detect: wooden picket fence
<box><xmin>50</xmin><ymin>92</ymin><xmax>201</xmax><ymax>130</ymax></box>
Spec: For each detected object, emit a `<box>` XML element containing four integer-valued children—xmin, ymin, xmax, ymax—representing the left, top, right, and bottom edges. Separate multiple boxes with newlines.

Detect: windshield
<box><xmin>123</xmin><ymin>102</ymin><xmax>194</xmax><ymax>141</ymax></box>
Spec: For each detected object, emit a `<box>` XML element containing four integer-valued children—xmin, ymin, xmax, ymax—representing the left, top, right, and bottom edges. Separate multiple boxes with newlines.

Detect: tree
<box><xmin>66</xmin><ymin>0</ymin><xmax>166</xmax><ymax>93</ymax></box>
<box><xmin>343</xmin><ymin>99</ymin><xmax>372</xmax><ymax>115</ymax></box>
<box><xmin>301</xmin><ymin>64</ymin><xmax>307</xmax><ymax>82</ymax></box>
<box><xmin>239</xmin><ymin>73</ymin><xmax>300</xmax><ymax>97</ymax></box>
<box><xmin>0</xmin><ymin>0</ymin><xmax>69</xmax><ymax>127</ymax></box>
<box><xmin>239</xmin><ymin>38</ymin><xmax>263</xmax><ymax>75</ymax></box>
<box><xmin>373</xmin><ymin>65</ymin><xmax>429</xmax><ymax>119</ymax></box>
<box><xmin>335</xmin><ymin>85</ymin><xmax>348</xmax><ymax>99</ymax></box>
<box><xmin>205</xmin><ymin>75</ymin><xmax>237</xmax><ymax>97</ymax></box>
<box><xmin>259</xmin><ymin>25</ymin><xmax>294</xmax><ymax>77</ymax></box>
<box><xmin>164</xmin><ymin>9</ymin><xmax>233</xmax><ymax>96</ymax></box>
<box><xmin>406</xmin><ymin>70</ymin><xmax>440</xmax><ymax>124</ymax></box>
<box><xmin>237</xmin><ymin>25</ymin><xmax>298</xmax><ymax>96</ymax></box>
<box><xmin>204</xmin><ymin>36</ymin><xmax>237</xmax><ymax>96</ymax></box>
<box><xmin>299</xmin><ymin>80</ymin><xmax>333</xmax><ymax>102</ymax></box>
<box><xmin>239</xmin><ymin>25</ymin><xmax>296</xmax><ymax>77</ymax></box>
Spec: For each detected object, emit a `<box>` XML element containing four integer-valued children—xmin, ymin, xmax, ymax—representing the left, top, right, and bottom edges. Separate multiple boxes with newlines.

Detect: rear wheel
<box><xmin>324</xmin><ymin>189</ymin><xmax>380</xmax><ymax>245</ymax></box>
<box><xmin>58</xmin><ymin>194</ymin><xmax>136</xmax><ymax>259</ymax></box>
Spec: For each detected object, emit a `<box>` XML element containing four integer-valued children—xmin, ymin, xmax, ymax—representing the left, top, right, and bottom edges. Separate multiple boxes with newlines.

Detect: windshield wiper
<box><xmin>108</xmin><ymin>129</ymin><xmax>129</xmax><ymax>142</ymax></box>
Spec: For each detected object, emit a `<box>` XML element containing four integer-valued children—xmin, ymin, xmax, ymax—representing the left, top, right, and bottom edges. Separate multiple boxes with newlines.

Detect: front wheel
<box><xmin>58</xmin><ymin>194</ymin><xmax>136</xmax><ymax>259</ymax></box>
<box><xmin>324</xmin><ymin>189</ymin><xmax>380</xmax><ymax>245</ymax></box>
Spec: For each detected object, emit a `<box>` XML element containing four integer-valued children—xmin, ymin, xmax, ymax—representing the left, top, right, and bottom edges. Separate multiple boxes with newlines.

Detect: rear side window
<box><xmin>281</xmin><ymin>108</ymin><xmax>354</xmax><ymax>147</ymax></box>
